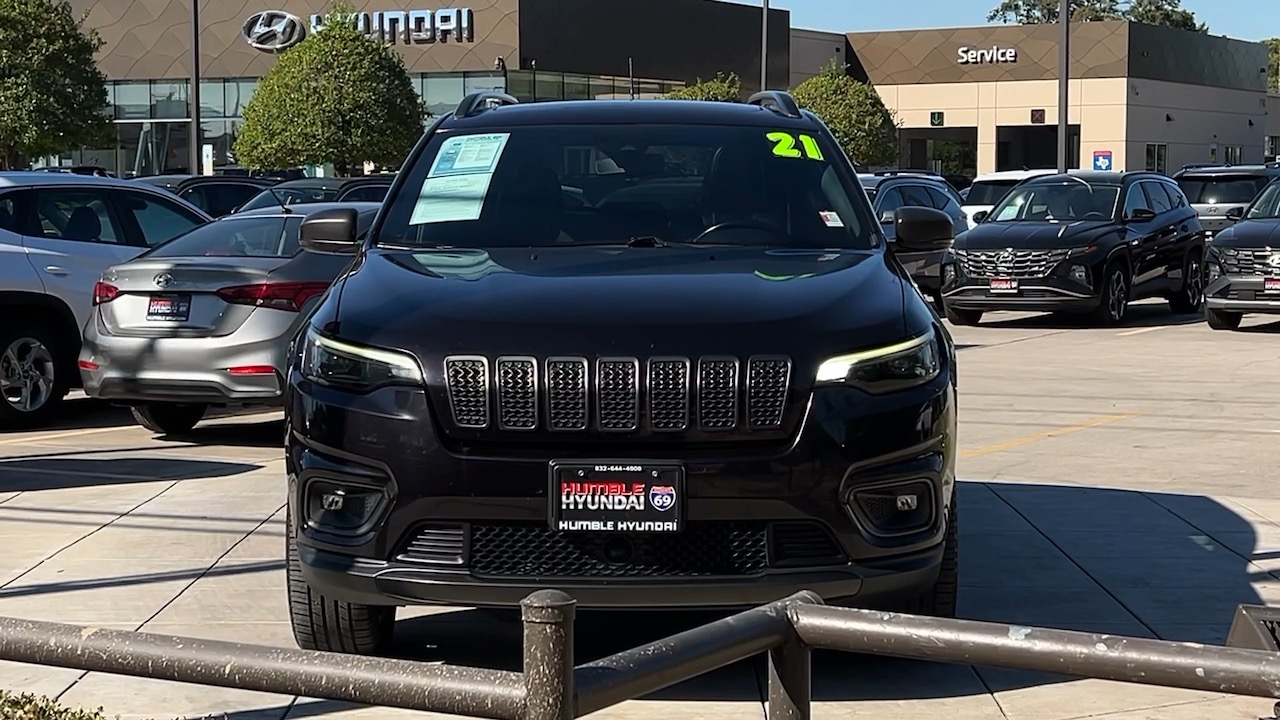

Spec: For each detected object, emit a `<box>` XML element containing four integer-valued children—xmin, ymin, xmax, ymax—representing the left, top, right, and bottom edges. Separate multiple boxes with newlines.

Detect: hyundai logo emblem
<box><xmin>154</xmin><ymin>273</ymin><xmax>174</xmax><ymax>289</ymax></box>
<box><xmin>995</xmin><ymin>250</ymin><xmax>1016</xmax><ymax>266</ymax></box>
<box><xmin>242</xmin><ymin>10</ymin><xmax>307</xmax><ymax>52</ymax></box>
<box><xmin>1268</xmin><ymin>254</ymin><xmax>1280</xmax><ymax>268</ymax></box>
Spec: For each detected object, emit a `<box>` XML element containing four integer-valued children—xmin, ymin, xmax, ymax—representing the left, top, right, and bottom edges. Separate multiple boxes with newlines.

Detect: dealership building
<box><xmin>51</xmin><ymin>1</ymin><xmax>1274</xmax><ymax>179</ymax></box>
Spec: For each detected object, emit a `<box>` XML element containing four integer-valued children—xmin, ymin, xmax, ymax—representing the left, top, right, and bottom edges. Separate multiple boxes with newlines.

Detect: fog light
<box><xmin>942</xmin><ymin>264</ymin><xmax>956</xmax><ymax>285</ymax></box>
<box><xmin>306</xmin><ymin>479</ymin><xmax>385</xmax><ymax>534</ymax></box>
<box><xmin>1207</xmin><ymin>263</ymin><xmax>1222</xmax><ymax>282</ymax></box>
<box><xmin>847</xmin><ymin>480</ymin><xmax>935</xmax><ymax>536</ymax></box>
<box><xmin>1069</xmin><ymin>264</ymin><xmax>1090</xmax><ymax>286</ymax></box>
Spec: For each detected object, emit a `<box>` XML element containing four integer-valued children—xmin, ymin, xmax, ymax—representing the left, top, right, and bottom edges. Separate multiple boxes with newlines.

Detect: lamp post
<box><xmin>189</xmin><ymin>0</ymin><xmax>202</xmax><ymax>175</ymax></box>
<box><xmin>760</xmin><ymin>0</ymin><xmax>769</xmax><ymax>91</ymax></box>
<box><xmin>1057</xmin><ymin>0</ymin><xmax>1069</xmax><ymax>173</ymax></box>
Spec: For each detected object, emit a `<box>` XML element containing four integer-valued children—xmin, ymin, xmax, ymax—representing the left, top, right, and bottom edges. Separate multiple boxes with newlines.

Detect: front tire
<box><xmin>903</xmin><ymin>491</ymin><xmax>958</xmax><ymax>617</ymax></box>
<box><xmin>945</xmin><ymin>306</ymin><xmax>984</xmax><ymax>326</ymax></box>
<box><xmin>0</xmin><ymin>323</ymin><xmax>68</xmax><ymax>430</ymax></box>
<box><xmin>1090</xmin><ymin>262</ymin><xmax>1129</xmax><ymax>326</ymax></box>
<box><xmin>1169</xmin><ymin>252</ymin><xmax>1204</xmax><ymax>314</ymax></box>
<box><xmin>1205</xmin><ymin>308</ymin><xmax>1243</xmax><ymax>331</ymax></box>
<box><xmin>286</xmin><ymin>505</ymin><xmax>396</xmax><ymax>655</ymax></box>
<box><xmin>131</xmin><ymin>403</ymin><xmax>207</xmax><ymax>435</ymax></box>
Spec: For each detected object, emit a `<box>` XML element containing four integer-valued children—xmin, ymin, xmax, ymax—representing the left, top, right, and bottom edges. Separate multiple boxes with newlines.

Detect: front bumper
<box><xmin>1205</xmin><ymin>274</ymin><xmax>1280</xmax><ymax>314</ymax></box>
<box><xmin>286</xmin><ymin>367</ymin><xmax>957</xmax><ymax>611</ymax></box>
<box><xmin>941</xmin><ymin>251</ymin><xmax>1102</xmax><ymax>313</ymax></box>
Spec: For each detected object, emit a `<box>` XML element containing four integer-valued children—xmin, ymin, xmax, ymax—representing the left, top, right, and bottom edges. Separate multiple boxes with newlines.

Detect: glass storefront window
<box><xmin>463</xmin><ymin>72</ymin><xmax>505</xmax><ymax>94</ymax></box>
<box><xmin>116</xmin><ymin>121</ymin><xmax>191</xmax><ymax>177</ymax></box>
<box><xmin>535</xmin><ymin>72</ymin><xmax>563</xmax><ymax>102</ymax></box>
<box><xmin>589</xmin><ymin>76</ymin><xmax>620</xmax><ymax>99</ymax></box>
<box><xmin>563</xmin><ymin>74</ymin><xmax>590</xmax><ymax>101</ymax></box>
<box><xmin>200</xmin><ymin>80</ymin><xmax>226</xmax><ymax>118</ymax></box>
<box><xmin>114</xmin><ymin>81</ymin><xmax>151</xmax><ymax>120</ymax></box>
<box><xmin>201</xmin><ymin>121</ymin><xmax>234</xmax><ymax>170</ymax></box>
<box><xmin>635</xmin><ymin>79</ymin><xmax>664</xmax><ymax>99</ymax></box>
<box><xmin>423</xmin><ymin>73</ymin><xmax>465</xmax><ymax>117</ymax></box>
<box><xmin>150</xmin><ymin>81</ymin><xmax>188</xmax><ymax>119</ymax></box>
<box><xmin>506</xmin><ymin>70</ymin><xmax>533</xmax><ymax>102</ymax></box>
<box><xmin>224</xmin><ymin>79</ymin><xmax>258</xmax><ymax>118</ymax></box>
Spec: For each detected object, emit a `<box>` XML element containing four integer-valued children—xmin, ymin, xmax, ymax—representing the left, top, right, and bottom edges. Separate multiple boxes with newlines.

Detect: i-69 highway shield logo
<box><xmin>242</xmin><ymin>10</ymin><xmax>307</xmax><ymax>52</ymax></box>
<box><xmin>648</xmin><ymin>485</ymin><xmax>676</xmax><ymax>512</ymax></box>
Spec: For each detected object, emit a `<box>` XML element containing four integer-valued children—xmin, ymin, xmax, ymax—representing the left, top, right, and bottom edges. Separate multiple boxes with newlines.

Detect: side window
<box><xmin>1123</xmin><ymin>184</ymin><xmax>1151</xmax><ymax>218</ymax></box>
<box><xmin>924</xmin><ymin>186</ymin><xmax>962</xmax><ymax>216</ymax></box>
<box><xmin>1143</xmin><ymin>182</ymin><xmax>1173</xmax><ymax>215</ymax></box>
<box><xmin>32</xmin><ymin>189</ymin><xmax>122</xmax><ymax>243</ymax></box>
<box><xmin>197</xmin><ymin>183</ymin><xmax>259</xmax><ymax>217</ymax></box>
<box><xmin>898</xmin><ymin>184</ymin><xmax>934</xmax><ymax>208</ymax></box>
<box><xmin>1161</xmin><ymin>182</ymin><xmax>1187</xmax><ymax>209</ymax></box>
<box><xmin>115</xmin><ymin>191</ymin><xmax>206</xmax><ymax>246</ymax></box>
<box><xmin>0</xmin><ymin>191</ymin><xmax>30</xmax><ymax>234</ymax></box>
<box><xmin>178</xmin><ymin>186</ymin><xmax>207</xmax><ymax>212</ymax></box>
<box><xmin>876</xmin><ymin>187</ymin><xmax>905</xmax><ymax>213</ymax></box>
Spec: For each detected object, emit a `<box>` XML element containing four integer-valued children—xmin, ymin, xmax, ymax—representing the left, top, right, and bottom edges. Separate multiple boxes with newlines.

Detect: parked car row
<box><xmin>131</xmin><ymin>173</ymin><xmax>396</xmax><ymax>218</ymax></box>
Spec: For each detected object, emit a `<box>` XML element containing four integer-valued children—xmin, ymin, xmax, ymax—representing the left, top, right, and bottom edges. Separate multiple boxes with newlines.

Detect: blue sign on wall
<box><xmin>1092</xmin><ymin>150</ymin><xmax>1113</xmax><ymax>171</ymax></box>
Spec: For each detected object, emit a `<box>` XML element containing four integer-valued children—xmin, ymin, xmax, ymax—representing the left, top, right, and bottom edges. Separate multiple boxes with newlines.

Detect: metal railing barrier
<box><xmin>2</xmin><ymin>590</ymin><xmax>1280</xmax><ymax>720</ymax></box>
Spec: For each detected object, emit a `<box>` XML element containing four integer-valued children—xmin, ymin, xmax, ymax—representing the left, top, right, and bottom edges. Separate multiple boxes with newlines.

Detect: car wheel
<box><xmin>944</xmin><ymin>306</ymin><xmax>983</xmax><ymax>326</ymax></box>
<box><xmin>903</xmin><ymin>490</ymin><xmax>958</xmax><ymax>618</ymax></box>
<box><xmin>1090</xmin><ymin>263</ymin><xmax>1129</xmax><ymax>326</ymax></box>
<box><xmin>1169</xmin><ymin>252</ymin><xmax>1204</xmax><ymax>314</ymax></box>
<box><xmin>131</xmin><ymin>403</ymin><xmax>207</xmax><ymax>435</ymax></box>
<box><xmin>1205</xmin><ymin>308</ymin><xmax>1243</xmax><ymax>331</ymax></box>
<box><xmin>286</xmin><ymin>504</ymin><xmax>396</xmax><ymax>655</ymax></box>
<box><xmin>0</xmin><ymin>323</ymin><xmax>68</xmax><ymax>430</ymax></box>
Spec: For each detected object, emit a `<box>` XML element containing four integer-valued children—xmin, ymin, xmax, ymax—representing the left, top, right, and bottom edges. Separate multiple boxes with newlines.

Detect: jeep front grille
<box><xmin>1218</xmin><ymin>248</ymin><xmax>1280</xmax><ymax>276</ymax></box>
<box><xmin>442</xmin><ymin>355</ymin><xmax>793</xmax><ymax>433</ymax></box>
<box><xmin>955</xmin><ymin>248</ymin><xmax>1070</xmax><ymax>278</ymax></box>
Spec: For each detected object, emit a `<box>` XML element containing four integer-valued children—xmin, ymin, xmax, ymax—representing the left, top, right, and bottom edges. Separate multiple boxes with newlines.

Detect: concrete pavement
<box><xmin>1</xmin><ymin>300</ymin><xmax>1279</xmax><ymax>719</ymax></box>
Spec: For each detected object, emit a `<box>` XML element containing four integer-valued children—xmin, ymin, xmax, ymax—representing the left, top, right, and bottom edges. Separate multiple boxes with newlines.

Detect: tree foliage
<box><xmin>234</xmin><ymin>0</ymin><xmax>425</xmax><ymax>174</ymax></box>
<box><xmin>0</xmin><ymin>0</ymin><xmax>110</xmax><ymax>169</ymax></box>
<box><xmin>1265</xmin><ymin>38</ymin><xmax>1280</xmax><ymax>93</ymax></box>
<box><xmin>791</xmin><ymin>59</ymin><xmax>899</xmax><ymax>168</ymax></box>
<box><xmin>986</xmin><ymin>0</ymin><xmax>1205</xmax><ymax>30</ymax></box>
<box><xmin>666</xmin><ymin>72</ymin><xmax>741</xmax><ymax>102</ymax></box>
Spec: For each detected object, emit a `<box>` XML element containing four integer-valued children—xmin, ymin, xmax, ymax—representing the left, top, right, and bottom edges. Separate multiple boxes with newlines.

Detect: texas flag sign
<box><xmin>1093</xmin><ymin>150</ymin><xmax>1113</xmax><ymax>171</ymax></box>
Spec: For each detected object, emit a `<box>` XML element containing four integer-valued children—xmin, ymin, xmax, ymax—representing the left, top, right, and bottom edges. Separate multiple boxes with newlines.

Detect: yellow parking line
<box><xmin>0</xmin><ymin>425</ymin><xmax>130</xmax><ymax>446</ymax></box>
<box><xmin>1116</xmin><ymin>327</ymin><xmax>1165</xmax><ymax>336</ymax></box>
<box><xmin>961</xmin><ymin>412</ymin><xmax>1141</xmax><ymax>460</ymax></box>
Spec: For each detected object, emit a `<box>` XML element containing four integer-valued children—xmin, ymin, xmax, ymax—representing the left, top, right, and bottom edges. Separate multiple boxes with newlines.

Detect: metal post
<box><xmin>521</xmin><ymin>590</ymin><xmax>575</xmax><ymax>720</ymax></box>
<box><xmin>189</xmin><ymin>0</ymin><xmax>202</xmax><ymax>175</ymax></box>
<box><xmin>766</xmin><ymin>595</ymin><xmax>820</xmax><ymax>720</ymax></box>
<box><xmin>760</xmin><ymin>0</ymin><xmax>770</xmax><ymax>91</ymax></box>
<box><xmin>1057</xmin><ymin>0</ymin><xmax>1070</xmax><ymax>173</ymax></box>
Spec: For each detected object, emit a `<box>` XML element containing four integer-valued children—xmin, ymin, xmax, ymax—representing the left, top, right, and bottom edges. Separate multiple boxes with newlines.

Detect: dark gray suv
<box><xmin>860</xmin><ymin>171</ymin><xmax>969</xmax><ymax>308</ymax></box>
<box><xmin>1173</xmin><ymin>164</ymin><xmax>1280</xmax><ymax>239</ymax></box>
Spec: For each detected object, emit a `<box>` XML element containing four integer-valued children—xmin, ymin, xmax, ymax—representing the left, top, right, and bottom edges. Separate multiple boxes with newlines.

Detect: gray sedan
<box><xmin>78</xmin><ymin>202</ymin><xmax>380</xmax><ymax>435</ymax></box>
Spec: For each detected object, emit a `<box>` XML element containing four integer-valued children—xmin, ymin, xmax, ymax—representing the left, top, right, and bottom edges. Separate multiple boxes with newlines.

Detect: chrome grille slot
<box><xmin>1220</xmin><ymin>249</ymin><xmax>1280</xmax><ymax>276</ymax></box>
<box><xmin>597</xmin><ymin>358</ymin><xmax>640</xmax><ymax>432</ymax></box>
<box><xmin>444</xmin><ymin>356</ymin><xmax>489</xmax><ymax>429</ymax></box>
<box><xmin>956</xmin><ymin>249</ymin><xmax>1070</xmax><ymax>279</ymax></box>
<box><xmin>495</xmin><ymin>357</ymin><xmax>537</xmax><ymax>430</ymax></box>
<box><xmin>698</xmin><ymin>357</ymin><xmax>739</xmax><ymax>431</ymax></box>
<box><xmin>648</xmin><ymin>358</ymin><xmax>690</xmax><ymax>431</ymax></box>
<box><xmin>747</xmin><ymin>357</ymin><xmax>791</xmax><ymax>428</ymax></box>
<box><xmin>546</xmin><ymin>357</ymin><xmax>588</xmax><ymax>431</ymax></box>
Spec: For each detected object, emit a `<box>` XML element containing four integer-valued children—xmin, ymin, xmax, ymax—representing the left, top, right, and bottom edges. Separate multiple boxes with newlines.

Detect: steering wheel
<box><xmin>691</xmin><ymin>220</ymin><xmax>786</xmax><ymax>244</ymax></box>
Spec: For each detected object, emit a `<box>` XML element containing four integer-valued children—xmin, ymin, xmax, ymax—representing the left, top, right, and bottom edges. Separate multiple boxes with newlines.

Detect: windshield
<box><xmin>239</xmin><ymin>186</ymin><xmax>340</xmax><ymax>212</ymax></box>
<box><xmin>376</xmin><ymin>123</ymin><xmax>875</xmax><ymax>249</ymax></box>
<box><xmin>142</xmin><ymin>215</ymin><xmax>303</xmax><ymax>258</ymax></box>
<box><xmin>987</xmin><ymin>181</ymin><xmax>1120</xmax><ymax>222</ymax></box>
<box><xmin>1245</xmin><ymin>182</ymin><xmax>1280</xmax><ymax>220</ymax></box>
<box><xmin>1176</xmin><ymin>175</ymin><xmax>1269</xmax><ymax>205</ymax></box>
<box><xmin>339</xmin><ymin>184</ymin><xmax>391</xmax><ymax>202</ymax></box>
<box><xmin>964</xmin><ymin>180</ymin><xmax>1022</xmax><ymax>206</ymax></box>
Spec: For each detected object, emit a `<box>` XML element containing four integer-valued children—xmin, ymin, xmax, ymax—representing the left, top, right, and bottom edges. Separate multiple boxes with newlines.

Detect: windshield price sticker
<box><xmin>410</xmin><ymin>132</ymin><xmax>511</xmax><ymax>225</ymax></box>
<box><xmin>767</xmin><ymin>131</ymin><xmax>824</xmax><ymax>161</ymax></box>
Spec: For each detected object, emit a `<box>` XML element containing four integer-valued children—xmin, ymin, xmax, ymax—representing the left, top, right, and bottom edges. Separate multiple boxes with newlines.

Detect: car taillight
<box><xmin>92</xmin><ymin>282</ymin><xmax>118</xmax><ymax>305</ymax></box>
<box><xmin>215</xmin><ymin>282</ymin><xmax>330</xmax><ymax>312</ymax></box>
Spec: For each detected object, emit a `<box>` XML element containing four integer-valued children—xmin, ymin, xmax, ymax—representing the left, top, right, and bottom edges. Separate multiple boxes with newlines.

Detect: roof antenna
<box><xmin>267</xmin><ymin>183</ymin><xmax>293</xmax><ymax>214</ymax></box>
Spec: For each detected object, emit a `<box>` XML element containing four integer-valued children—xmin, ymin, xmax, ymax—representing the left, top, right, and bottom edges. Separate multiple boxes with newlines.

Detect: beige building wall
<box><xmin>873</xmin><ymin>78</ymin><xmax>1128</xmax><ymax>175</ymax></box>
<box><xmin>1125</xmin><ymin>79</ymin><xmax>1266</xmax><ymax>171</ymax></box>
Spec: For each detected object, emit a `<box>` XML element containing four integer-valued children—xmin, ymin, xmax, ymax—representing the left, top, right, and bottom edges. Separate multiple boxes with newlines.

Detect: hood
<box><xmin>328</xmin><ymin>246</ymin><xmax>912</xmax><ymax>360</ymax></box>
<box><xmin>1210</xmin><ymin>219</ymin><xmax>1280</xmax><ymax>249</ymax></box>
<box><xmin>956</xmin><ymin>220</ymin><xmax>1121</xmax><ymax>250</ymax></box>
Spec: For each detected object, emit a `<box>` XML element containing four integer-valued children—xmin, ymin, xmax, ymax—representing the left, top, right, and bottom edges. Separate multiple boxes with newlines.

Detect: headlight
<box><xmin>815</xmin><ymin>328</ymin><xmax>941</xmax><ymax>394</ymax></box>
<box><xmin>1066</xmin><ymin>245</ymin><xmax>1097</xmax><ymax>258</ymax></box>
<box><xmin>300</xmin><ymin>327</ymin><xmax>423</xmax><ymax>392</ymax></box>
<box><xmin>1205</xmin><ymin>246</ymin><xmax>1223</xmax><ymax>281</ymax></box>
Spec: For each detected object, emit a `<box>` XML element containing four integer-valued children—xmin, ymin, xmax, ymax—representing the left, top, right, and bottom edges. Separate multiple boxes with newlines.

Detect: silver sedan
<box><xmin>78</xmin><ymin>202</ymin><xmax>380</xmax><ymax>435</ymax></box>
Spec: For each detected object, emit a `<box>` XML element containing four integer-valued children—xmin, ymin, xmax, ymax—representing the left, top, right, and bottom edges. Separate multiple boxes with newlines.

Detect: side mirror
<box><xmin>971</xmin><ymin>210</ymin><xmax>989</xmax><ymax>224</ymax></box>
<box><xmin>893</xmin><ymin>206</ymin><xmax>954</xmax><ymax>253</ymax></box>
<box><xmin>879</xmin><ymin>209</ymin><xmax>895</xmax><ymax>224</ymax></box>
<box><xmin>1225</xmin><ymin>206</ymin><xmax>1245</xmax><ymax>221</ymax></box>
<box><xmin>299</xmin><ymin>208</ymin><xmax>361</xmax><ymax>254</ymax></box>
<box><xmin>1126</xmin><ymin>208</ymin><xmax>1157</xmax><ymax>222</ymax></box>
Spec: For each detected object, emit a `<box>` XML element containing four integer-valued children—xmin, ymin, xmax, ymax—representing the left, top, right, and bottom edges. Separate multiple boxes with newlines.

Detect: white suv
<box><xmin>961</xmin><ymin>169</ymin><xmax>1060</xmax><ymax>226</ymax></box>
<box><xmin>0</xmin><ymin>173</ymin><xmax>211</xmax><ymax>429</ymax></box>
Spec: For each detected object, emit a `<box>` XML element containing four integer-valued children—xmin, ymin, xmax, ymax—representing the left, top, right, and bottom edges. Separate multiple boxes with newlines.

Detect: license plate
<box><xmin>147</xmin><ymin>293</ymin><xmax>191</xmax><ymax>321</ymax></box>
<box><xmin>989</xmin><ymin>278</ymin><xmax>1018</xmax><ymax>293</ymax></box>
<box><xmin>1265</xmin><ymin>278</ymin><xmax>1280</xmax><ymax>293</ymax></box>
<box><xmin>550</xmin><ymin>462</ymin><xmax>683</xmax><ymax>533</ymax></box>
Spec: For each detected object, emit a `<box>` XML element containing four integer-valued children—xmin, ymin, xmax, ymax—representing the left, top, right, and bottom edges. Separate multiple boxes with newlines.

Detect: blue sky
<box><xmin>733</xmin><ymin>0</ymin><xmax>1272</xmax><ymax>42</ymax></box>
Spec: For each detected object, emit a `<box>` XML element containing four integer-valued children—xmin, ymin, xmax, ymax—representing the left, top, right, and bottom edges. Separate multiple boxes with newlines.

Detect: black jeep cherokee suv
<box><xmin>284</xmin><ymin>90</ymin><xmax>960</xmax><ymax>655</ymax></box>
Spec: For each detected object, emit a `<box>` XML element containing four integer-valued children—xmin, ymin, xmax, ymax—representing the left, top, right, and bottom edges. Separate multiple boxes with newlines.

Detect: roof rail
<box><xmin>455</xmin><ymin>91</ymin><xmax>519</xmax><ymax>119</ymax></box>
<box><xmin>746</xmin><ymin>90</ymin><xmax>801</xmax><ymax>119</ymax></box>
<box><xmin>874</xmin><ymin>169</ymin><xmax>941</xmax><ymax>177</ymax></box>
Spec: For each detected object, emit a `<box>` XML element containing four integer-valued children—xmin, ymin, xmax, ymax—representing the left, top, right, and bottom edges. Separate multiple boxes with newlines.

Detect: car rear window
<box><xmin>964</xmin><ymin>180</ymin><xmax>1021</xmax><ymax>206</ymax></box>
<box><xmin>238</xmin><ymin>186</ymin><xmax>341</xmax><ymax>212</ymax></box>
<box><xmin>142</xmin><ymin>215</ymin><xmax>303</xmax><ymax>258</ymax></box>
<box><xmin>1176</xmin><ymin>175</ymin><xmax>1270</xmax><ymax>205</ymax></box>
<box><xmin>376</xmin><ymin>123</ymin><xmax>876</xmax><ymax>250</ymax></box>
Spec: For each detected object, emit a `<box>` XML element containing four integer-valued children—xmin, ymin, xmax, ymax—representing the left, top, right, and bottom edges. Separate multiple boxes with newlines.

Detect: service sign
<box><xmin>957</xmin><ymin>45</ymin><xmax>1018</xmax><ymax>65</ymax></box>
<box><xmin>551</xmin><ymin>463</ymin><xmax>684</xmax><ymax>533</ymax></box>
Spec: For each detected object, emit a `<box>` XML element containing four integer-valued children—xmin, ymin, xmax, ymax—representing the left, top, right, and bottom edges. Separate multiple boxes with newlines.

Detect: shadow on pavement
<box><xmin>156</xmin><ymin>418</ymin><xmax>285</xmax><ymax>449</ymax></box>
<box><xmin>1236</xmin><ymin>318</ymin><xmax>1280</xmax><ymax>334</ymax></box>
<box><xmin>364</xmin><ymin>481</ymin><xmax>1265</xmax><ymax>704</ymax></box>
<box><xmin>0</xmin><ymin>456</ymin><xmax>260</xmax><ymax>491</ymax></box>
<box><xmin>978</xmin><ymin>302</ymin><xmax>1203</xmax><ymax>330</ymax></box>
<box><xmin>0</xmin><ymin>560</ymin><xmax>282</xmax><ymax>599</ymax></box>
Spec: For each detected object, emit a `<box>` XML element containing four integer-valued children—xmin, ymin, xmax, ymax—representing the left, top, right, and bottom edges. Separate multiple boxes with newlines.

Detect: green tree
<box><xmin>791</xmin><ymin>59</ymin><xmax>899</xmax><ymax>168</ymax></box>
<box><xmin>1266</xmin><ymin>38</ymin><xmax>1280</xmax><ymax>93</ymax></box>
<box><xmin>987</xmin><ymin>0</ymin><xmax>1206</xmax><ymax>30</ymax></box>
<box><xmin>0</xmin><ymin>0</ymin><xmax>110</xmax><ymax>169</ymax></box>
<box><xmin>234</xmin><ymin>0</ymin><xmax>424</xmax><ymax>175</ymax></box>
<box><xmin>1124</xmin><ymin>0</ymin><xmax>1205</xmax><ymax>30</ymax></box>
<box><xmin>666</xmin><ymin>72</ymin><xmax>741</xmax><ymax>102</ymax></box>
